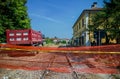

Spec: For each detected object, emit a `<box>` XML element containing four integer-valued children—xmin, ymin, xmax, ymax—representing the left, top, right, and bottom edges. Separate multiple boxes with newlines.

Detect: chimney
<box><xmin>91</xmin><ymin>2</ymin><xmax>97</xmax><ymax>8</ymax></box>
<box><xmin>91</xmin><ymin>5</ymin><xmax>94</xmax><ymax>8</ymax></box>
<box><xmin>93</xmin><ymin>2</ymin><xmax>97</xmax><ymax>7</ymax></box>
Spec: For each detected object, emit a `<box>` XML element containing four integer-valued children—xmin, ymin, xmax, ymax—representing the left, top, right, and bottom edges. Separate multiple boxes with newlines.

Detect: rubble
<box><xmin>0</xmin><ymin>44</ymin><xmax>120</xmax><ymax>79</ymax></box>
<box><xmin>0</xmin><ymin>68</ymin><xmax>120</xmax><ymax>79</ymax></box>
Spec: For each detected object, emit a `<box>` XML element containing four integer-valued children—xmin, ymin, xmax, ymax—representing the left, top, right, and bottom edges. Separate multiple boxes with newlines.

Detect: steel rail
<box><xmin>65</xmin><ymin>53</ymin><xmax>79</xmax><ymax>79</ymax></box>
<box><xmin>40</xmin><ymin>55</ymin><xmax>55</xmax><ymax>79</ymax></box>
<box><xmin>1</xmin><ymin>48</ymin><xmax>120</xmax><ymax>54</ymax></box>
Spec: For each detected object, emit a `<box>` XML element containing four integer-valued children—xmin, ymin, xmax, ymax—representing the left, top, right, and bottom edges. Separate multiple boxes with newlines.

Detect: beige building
<box><xmin>72</xmin><ymin>2</ymin><xmax>102</xmax><ymax>46</ymax></box>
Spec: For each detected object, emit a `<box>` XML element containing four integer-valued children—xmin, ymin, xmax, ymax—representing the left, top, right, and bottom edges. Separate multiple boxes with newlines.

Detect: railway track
<box><xmin>40</xmin><ymin>55</ymin><xmax>55</xmax><ymax>79</ymax></box>
<box><xmin>66</xmin><ymin>53</ymin><xmax>79</xmax><ymax>79</ymax></box>
<box><xmin>0</xmin><ymin>48</ymin><xmax>120</xmax><ymax>78</ymax></box>
<box><xmin>39</xmin><ymin>53</ymin><xmax>80</xmax><ymax>79</ymax></box>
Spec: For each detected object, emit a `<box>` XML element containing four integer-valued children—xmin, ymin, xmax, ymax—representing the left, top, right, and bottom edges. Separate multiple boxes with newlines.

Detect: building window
<box><xmin>9</xmin><ymin>33</ymin><xmax>14</xmax><ymax>36</ymax></box>
<box><xmin>79</xmin><ymin>23</ymin><xmax>81</xmax><ymax>29</ymax></box>
<box><xmin>82</xmin><ymin>19</ymin><xmax>84</xmax><ymax>27</ymax></box>
<box><xmin>77</xmin><ymin>25</ymin><xmax>79</xmax><ymax>30</ymax></box>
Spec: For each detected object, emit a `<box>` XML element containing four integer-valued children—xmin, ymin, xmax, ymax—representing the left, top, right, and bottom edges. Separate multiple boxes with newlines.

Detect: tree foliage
<box><xmin>89</xmin><ymin>0</ymin><xmax>120</xmax><ymax>44</ymax></box>
<box><xmin>0</xmin><ymin>0</ymin><xmax>31</xmax><ymax>42</ymax></box>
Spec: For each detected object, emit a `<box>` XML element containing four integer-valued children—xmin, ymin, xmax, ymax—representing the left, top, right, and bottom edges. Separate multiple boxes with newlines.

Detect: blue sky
<box><xmin>27</xmin><ymin>0</ymin><xmax>104</xmax><ymax>39</ymax></box>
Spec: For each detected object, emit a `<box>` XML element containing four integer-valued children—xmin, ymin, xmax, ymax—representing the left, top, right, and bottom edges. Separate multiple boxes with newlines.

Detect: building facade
<box><xmin>72</xmin><ymin>2</ymin><xmax>102</xmax><ymax>46</ymax></box>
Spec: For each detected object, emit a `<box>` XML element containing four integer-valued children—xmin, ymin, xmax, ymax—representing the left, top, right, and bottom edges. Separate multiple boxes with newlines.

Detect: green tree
<box><xmin>104</xmin><ymin>0</ymin><xmax>120</xmax><ymax>43</ymax></box>
<box><xmin>89</xmin><ymin>0</ymin><xmax>120</xmax><ymax>44</ymax></box>
<box><xmin>61</xmin><ymin>40</ymin><xmax>66</xmax><ymax>44</ymax></box>
<box><xmin>0</xmin><ymin>0</ymin><xmax>31</xmax><ymax>43</ymax></box>
<box><xmin>45</xmin><ymin>37</ymin><xmax>53</xmax><ymax>44</ymax></box>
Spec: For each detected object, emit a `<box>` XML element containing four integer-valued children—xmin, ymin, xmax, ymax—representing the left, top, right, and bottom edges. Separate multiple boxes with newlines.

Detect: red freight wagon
<box><xmin>6</xmin><ymin>29</ymin><xmax>43</xmax><ymax>46</ymax></box>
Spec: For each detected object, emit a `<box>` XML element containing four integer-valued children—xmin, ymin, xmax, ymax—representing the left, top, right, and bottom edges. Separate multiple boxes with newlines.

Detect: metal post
<box><xmin>99</xmin><ymin>30</ymin><xmax>100</xmax><ymax>46</ymax></box>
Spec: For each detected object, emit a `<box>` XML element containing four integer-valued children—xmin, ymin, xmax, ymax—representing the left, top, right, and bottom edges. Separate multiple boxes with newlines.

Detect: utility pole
<box><xmin>99</xmin><ymin>30</ymin><xmax>100</xmax><ymax>46</ymax></box>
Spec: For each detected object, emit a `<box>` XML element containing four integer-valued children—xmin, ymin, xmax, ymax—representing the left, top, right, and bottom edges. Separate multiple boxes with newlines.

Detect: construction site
<box><xmin>0</xmin><ymin>44</ymin><xmax>120</xmax><ymax>79</ymax></box>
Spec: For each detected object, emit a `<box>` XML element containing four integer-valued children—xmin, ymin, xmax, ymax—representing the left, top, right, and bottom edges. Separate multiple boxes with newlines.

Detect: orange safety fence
<box><xmin>0</xmin><ymin>44</ymin><xmax>120</xmax><ymax>74</ymax></box>
<box><xmin>0</xmin><ymin>44</ymin><xmax>120</xmax><ymax>53</ymax></box>
<box><xmin>0</xmin><ymin>53</ymin><xmax>120</xmax><ymax>74</ymax></box>
<box><xmin>0</xmin><ymin>47</ymin><xmax>120</xmax><ymax>74</ymax></box>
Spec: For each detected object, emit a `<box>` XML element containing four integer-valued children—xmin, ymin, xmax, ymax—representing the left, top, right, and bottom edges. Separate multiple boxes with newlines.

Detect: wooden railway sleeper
<box><xmin>66</xmin><ymin>53</ymin><xmax>79</xmax><ymax>79</ymax></box>
<box><xmin>40</xmin><ymin>55</ymin><xmax>55</xmax><ymax>79</ymax></box>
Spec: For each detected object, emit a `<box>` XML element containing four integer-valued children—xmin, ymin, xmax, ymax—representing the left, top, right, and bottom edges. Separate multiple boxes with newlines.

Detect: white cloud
<box><xmin>30</xmin><ymin>13</ymin><xmax>61</xmax><ymax>23</ymax></box>
<box><xmin>72</xmin><ymin>16</ymin><xmax>75</xmax><ymax>19</ymax></box>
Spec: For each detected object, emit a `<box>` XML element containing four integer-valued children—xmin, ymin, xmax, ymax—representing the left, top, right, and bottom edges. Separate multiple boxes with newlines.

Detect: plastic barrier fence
<box><xmin>0</xmin><ymin>44</ymin><xmax>120</xmax><ymax>53</ymax></box>
<box><xmin>0</xmin><ymin>44</ymin><xmax>120</xmax><ymax>74</ymax></box>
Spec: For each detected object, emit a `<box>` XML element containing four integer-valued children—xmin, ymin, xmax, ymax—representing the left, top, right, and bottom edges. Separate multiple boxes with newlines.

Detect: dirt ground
<box><xmin>0</xmin><ymin>44</ymin><xmax>120</xmax><ymax>79</ymax></box>
<box><xmin>0</xmin><ymin>68</ymin><xmax>120</xmax><ymax>79</ymax></box>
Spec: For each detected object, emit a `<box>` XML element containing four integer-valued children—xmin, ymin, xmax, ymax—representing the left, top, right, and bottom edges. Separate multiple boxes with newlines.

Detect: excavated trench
<box><xmin>0</xmin><ymin>44</ymin><xmax>120</xmax><ymax>79</ymax></box>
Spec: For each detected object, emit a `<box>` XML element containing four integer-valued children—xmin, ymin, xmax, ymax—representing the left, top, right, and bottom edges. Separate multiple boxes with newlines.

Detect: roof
<box><xmin>84</xmin><ymin>8</ymin><xmax>103</xmax><ymax>11</ymax></box>
<box><xmin>72</xmin><ymin>7</ymin><xmax>103</xmax><ymax>28</ymax></box>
